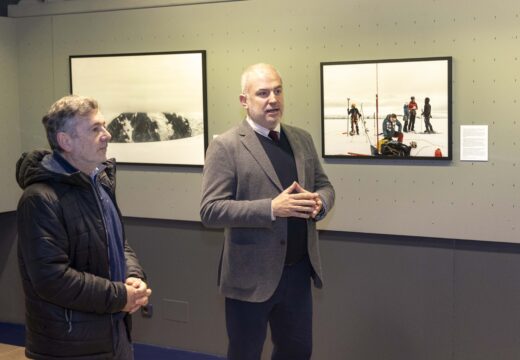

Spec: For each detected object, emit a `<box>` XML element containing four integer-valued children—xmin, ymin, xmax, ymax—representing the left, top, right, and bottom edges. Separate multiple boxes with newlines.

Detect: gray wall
<box><xmin>0</xmin><ymin>212</ymin><xmax>24</xmax><ymax>324</ymax></box>
<box><xmin>0</xmin><ymin>17</ymin><xmax>21</xmax><ymax>212</ymax></box>
<box><xmin>0</xmin><ymin>0</ymin><xmax>18</xmax><ymax>17</ymax></box>
<box><xmin>2</xmin><ymin>211</ymin><xmax>520</xmax><ymax>360</ymax></box>
<box><xmin>3</xmin><ymin>1</ymin><xmax>520</xmax><ymax>359</ymax></box>
<box><xmin>6</xmin><ymin>0</ymin><xmax>519</xmax><ymax>243</ymax></box>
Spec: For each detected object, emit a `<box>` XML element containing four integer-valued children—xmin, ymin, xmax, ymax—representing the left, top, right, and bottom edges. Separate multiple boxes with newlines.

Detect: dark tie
<box><xmin>268</xmin><ymin>130</ymin><xmax>279</xmax><ymax>143</ymax></box>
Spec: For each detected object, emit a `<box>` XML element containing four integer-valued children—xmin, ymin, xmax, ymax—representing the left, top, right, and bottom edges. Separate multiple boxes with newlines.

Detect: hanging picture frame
<box><xmin>70</xmin><ymin>50</ymin><xmax>208</xmax><ymax>166</ymax></box>
<box><xmin>321</xmin><ymin>56</ymin><xmax>452</xmax><ymax>160</ymax></box>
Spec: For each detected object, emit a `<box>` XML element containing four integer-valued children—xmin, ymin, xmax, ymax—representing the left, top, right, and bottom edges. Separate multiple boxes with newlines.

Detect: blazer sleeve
<box><xmin>200</xmin><ymin>136</ymin><xmax>273</xmax><ymax>229</ymax></box>
<box><xmin>306</xmin><ymin>131</ymin><xmax>335</xmax><ymax>220</ymax></box>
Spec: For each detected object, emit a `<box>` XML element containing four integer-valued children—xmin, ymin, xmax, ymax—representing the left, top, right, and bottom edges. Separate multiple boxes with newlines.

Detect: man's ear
<box><xmin>239</xmin><ymin>93</ymin><xmax>248</xmax><ymax>109</ymax></box>
<box><xmin>56</xmin><ymin>132</ymin><xmax>73</xmax><ymax>152</ymax></box>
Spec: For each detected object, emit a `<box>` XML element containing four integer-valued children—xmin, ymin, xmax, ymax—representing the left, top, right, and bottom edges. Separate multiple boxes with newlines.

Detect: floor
<box><xmin>0</xmin><ymin>343</ymin><xmax>27</xmax><ymax>360</ymax></box>
<box><xmin>0</xmin><ymin>342</ymin><xmax>228</xmax><ymax>360</ymax></box>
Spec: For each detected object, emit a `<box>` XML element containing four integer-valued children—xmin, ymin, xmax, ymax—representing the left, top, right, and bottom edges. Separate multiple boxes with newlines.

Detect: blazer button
<box><xmin>280</xmin><ymin>240</ymin><xmax>286</xmax><ymax>245</ymax></box>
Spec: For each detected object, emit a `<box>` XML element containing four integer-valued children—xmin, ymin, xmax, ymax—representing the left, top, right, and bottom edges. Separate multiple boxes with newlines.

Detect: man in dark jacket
<box><xmin>16</xmin><ymin>95</ymin><xmax>151</xmax><ymax>360</ymax></box>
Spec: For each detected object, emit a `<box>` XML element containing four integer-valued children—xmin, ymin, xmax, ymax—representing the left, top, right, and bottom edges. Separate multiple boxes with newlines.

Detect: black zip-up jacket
<box><xmin>16</xmin><ymin>150</ymin><xmax>145</xmax><ymax>359</ymax></box>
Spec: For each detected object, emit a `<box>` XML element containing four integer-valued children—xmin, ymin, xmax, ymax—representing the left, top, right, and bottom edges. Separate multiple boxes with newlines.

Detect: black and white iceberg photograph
<box><xmin>70</xmin><ymin>51</ymin><xmax>207</xmax><ymax>166</ymax></box>
<box><xmin>321</xmin><ymin>57</ymin><xmax>452</xmax><ymax>160</ymax></box>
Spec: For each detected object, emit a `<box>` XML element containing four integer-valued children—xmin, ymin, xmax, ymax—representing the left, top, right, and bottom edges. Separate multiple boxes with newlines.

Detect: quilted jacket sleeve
<box><xmin>17</xmin><ymin>184</ymin><xmax>128</xmax><ymax>314</ymax></box>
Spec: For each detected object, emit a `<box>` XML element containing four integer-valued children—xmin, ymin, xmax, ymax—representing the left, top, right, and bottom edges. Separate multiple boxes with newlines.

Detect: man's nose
<box><xmin>102</xmin><ymin>127</ymin><xmax>112</xmax><ymax>141</ymax></box>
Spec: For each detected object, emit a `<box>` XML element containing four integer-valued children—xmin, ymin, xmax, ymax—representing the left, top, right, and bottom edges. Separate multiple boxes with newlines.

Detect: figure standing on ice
<box><xmin>403</xmin><ymin>102</ymin><xmax>410</xmax><ymax>132</ymax></box>
<box><xmin>348</xmin><ymin>103</ymin><xmax>362</xmax><ymax>135</ymax></box>
<box><xmin>408</xmin><ymin>96</ymin><xmax>418</xmax><ymax>132</ymax></box>
<box><xmin>422</xmin><ymin>97</ymin><xmax>434</xmax><ymax>133</ymax></box>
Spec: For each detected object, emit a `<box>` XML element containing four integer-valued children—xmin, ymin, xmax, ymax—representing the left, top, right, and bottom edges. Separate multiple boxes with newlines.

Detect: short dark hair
<box><xmin>42</xmin><ymin>95</ymin><xmax>98</xmax><ymax>151</ymax></box>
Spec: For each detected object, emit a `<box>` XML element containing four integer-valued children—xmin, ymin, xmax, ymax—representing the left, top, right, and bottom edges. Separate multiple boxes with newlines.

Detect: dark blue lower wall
<box><xmin>0</xmin><ymin>322</ymin><xmax>224</xmax><ymax>360</ymax></box>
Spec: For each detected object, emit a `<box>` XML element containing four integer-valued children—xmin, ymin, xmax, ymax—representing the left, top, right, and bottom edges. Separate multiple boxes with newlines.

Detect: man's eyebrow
<box><xmin>90</xmin><ymin>120</ymin><xmax>106</xmax><ymax>128</ymax></box>
<box><xmin>256</xmin><ymin>85</ymin><xmax>283</xmax><ymax>91</ymax></box>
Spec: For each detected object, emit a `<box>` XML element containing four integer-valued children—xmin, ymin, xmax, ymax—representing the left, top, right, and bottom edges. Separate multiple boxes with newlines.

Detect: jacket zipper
<box><xmin>89</xmin><ymin>174</ymin><xmax>117</xmax><ymax>355</ymax></box>
<box><xmin>64</xmin><ymin>309</ymin><xmax>73</xmax><ymax>333</ymax></box>
<box><xmin>89</xmin><ymin>175</ymin><xmax>112</xmax><ymax>279</ymax></box>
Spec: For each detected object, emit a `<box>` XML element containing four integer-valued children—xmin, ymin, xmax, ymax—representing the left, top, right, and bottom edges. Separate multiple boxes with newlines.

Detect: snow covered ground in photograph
<box><xmin>107</xmin><ymin>133</ymin><xmax>204</xmax><ymax>165</ymax></box>
<box><xmin>324</xmin><ymin>116</ymin><xmax>449</xmax><ymax>158</ymax></box>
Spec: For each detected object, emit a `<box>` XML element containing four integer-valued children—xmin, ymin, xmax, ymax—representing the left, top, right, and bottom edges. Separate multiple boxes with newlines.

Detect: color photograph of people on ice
<box><xmin>322</xmin><ymin>58</ymin><xmax>450</xmax><ymax>159</ymax></box>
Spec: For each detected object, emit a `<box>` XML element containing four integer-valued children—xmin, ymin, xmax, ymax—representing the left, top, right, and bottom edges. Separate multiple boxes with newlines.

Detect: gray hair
<box><xmin>240</xmin><ymin>63</ymin><xmax>282</xmax><ymax>93</ymax></box>
<box><xmin>42</xmin><ymin>95</ymin><xmax>98</xmax><ymax>151</ymax></box>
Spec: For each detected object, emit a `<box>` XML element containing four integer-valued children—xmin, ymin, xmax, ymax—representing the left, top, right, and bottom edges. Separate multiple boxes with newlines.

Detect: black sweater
<box><xmin>256</xmin><ymin>130</ymin><xmax>308</xmax><ymax>265</ymax></box>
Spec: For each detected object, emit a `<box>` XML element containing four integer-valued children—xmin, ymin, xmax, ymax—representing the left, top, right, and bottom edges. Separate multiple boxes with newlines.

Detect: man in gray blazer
<box><xmin>200</xmin><ymin>63</ymin><xmax>334</xmax><ymax>360</ymax></box>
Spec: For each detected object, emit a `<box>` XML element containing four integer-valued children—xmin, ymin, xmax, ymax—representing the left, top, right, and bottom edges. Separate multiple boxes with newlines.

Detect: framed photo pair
<box><xmin>321</xmin><ymin>57</ymin><xmax>452</xmax><ymax>160</ymax></box>
<box><xmin>70</xmin><ymin>50</ymin><xmax>208</xmax><ymax>166</ymax></box>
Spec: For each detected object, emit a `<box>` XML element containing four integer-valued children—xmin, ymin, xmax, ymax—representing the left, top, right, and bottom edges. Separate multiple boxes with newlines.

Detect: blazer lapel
<box><xmin>239</xmin><ymin>121</ymin><xmax>283</xmax><ymax>192</ymax></box>
<box><xmin>282</xmin><ymin>124</ymin><xmax>306</xmax><ymax>188</ymax></box>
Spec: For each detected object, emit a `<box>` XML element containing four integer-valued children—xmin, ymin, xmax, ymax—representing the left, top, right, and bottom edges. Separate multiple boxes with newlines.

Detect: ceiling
<box><xmin>4</xmin><ymin>0</ymin><xmax>244</xmax><ymax>17</ymax></box>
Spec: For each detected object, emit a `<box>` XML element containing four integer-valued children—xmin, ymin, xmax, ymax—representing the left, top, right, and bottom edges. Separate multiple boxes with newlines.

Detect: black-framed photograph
<box><xmin>70</xmin><ymin>50</ymin><xmax>207</xmax><ymax>166</ymax></box>
<box><xmin>321</xmin><ymin>57</ymin><xmax>452</xmax><ymax>160</ymax></box>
